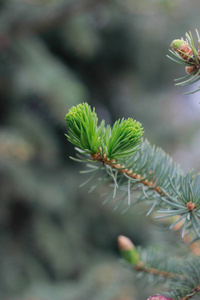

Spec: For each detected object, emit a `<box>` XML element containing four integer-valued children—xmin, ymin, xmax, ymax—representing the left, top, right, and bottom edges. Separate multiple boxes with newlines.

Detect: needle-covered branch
<box><xmin>167</xmin><ymin>30</ymin><xmax>200</xmax><ymax>94</ymax></box>
<box><xmin>65</xmin><ymin>103</ymin><xmax>200</xmax><ymax>300</ymax></box>
<box><xmin>118</xmin><ymin>236</ymin><xmax>200</xmax><ymax>300</ymax></box>
<box><xmin>65</xmin><ymin>102</ymin><xmax>200</xmax><ymax>242</ymax></box>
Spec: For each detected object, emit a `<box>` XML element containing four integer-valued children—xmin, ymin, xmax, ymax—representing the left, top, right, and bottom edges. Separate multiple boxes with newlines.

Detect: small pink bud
<box><xmin>147</xmin><ymin>296</ymin><xmax>172</xmax><ymax>300</ymax></box>
<box><xmin>118</xmin><ymin>235</ymin><xmax>140</xmax><ymax>265</ymax></box>
<box><xmin>118</xmin><ymin>235</ymin><xmax>134</xmax><ymax>251</ymax></box>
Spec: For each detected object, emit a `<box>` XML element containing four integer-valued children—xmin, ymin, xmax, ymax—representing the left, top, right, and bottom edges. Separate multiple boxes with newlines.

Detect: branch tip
<box><xmin>118</xmin><ymin>235</ymin><xmax>134</xmax><ymax>251</ymax></box>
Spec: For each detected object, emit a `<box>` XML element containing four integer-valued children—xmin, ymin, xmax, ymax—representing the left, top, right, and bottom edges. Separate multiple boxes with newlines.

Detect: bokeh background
<box><xmin>1</xmin><ymin>0</ymin><xmax>200</xmax><ymax>299</ymax></box>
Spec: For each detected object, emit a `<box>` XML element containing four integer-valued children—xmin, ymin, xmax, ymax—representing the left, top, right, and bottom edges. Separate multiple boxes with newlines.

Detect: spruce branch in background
<box><xmin>6</xmin><ymin>0</ymin><xmax>111</xmax><ymax>37</ymax></box>
<box><xmin>65</xmin><ymin>102</ymin><xmax>200</xmax><ymax>300</ymax></box>
<box><xmin>167</xmin><ymin>30</ymin><xmax>200</xmax><ymax>94</ymax></box>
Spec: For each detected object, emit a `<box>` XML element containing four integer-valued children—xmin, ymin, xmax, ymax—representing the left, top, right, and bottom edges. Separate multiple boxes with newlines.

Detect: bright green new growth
<box><xmin>65</xmin><ymin>102</ymin><xmax>105</xmax><ymax>154</ymax></box>
<box><xmin>104</xmin><ymin>118</ymin><xmax>144</xmax><ymax>160</ymax></box>
<box><xmin>65</xmin><ymin>102</ymin><xmax>144</xmax><ymax>159</ymax></box>
<box><xmin>65</xmin><ymin>103</ymin><xmax>200</xmax><ymax>243</ymax></box>
<box><xmin>171</xmin><ymin>39</ymin><xmax>185</xmax><ymax>50</ymax></box>
<box><xmin>120</xmin><ymin>248</ymin><xmax>140</xmax><ymax>265</ymax></box>
<box><xmin>66</xmin><ymin>102</ymin><xmax>200</xmax><ymax>300</ymax></box>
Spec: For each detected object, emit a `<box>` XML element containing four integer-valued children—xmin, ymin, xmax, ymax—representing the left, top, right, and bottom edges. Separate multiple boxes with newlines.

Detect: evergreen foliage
<box><xmin>168</xmin><ymin>30</ymin><xmax>200</xmax><ymax>94</ymax></box>
<box><xmin>66</xmin><ymin>102</ymin><xmax>200</xmax><ymax>300</ymax></box>
<box><xmin>65</xmin><ymin>102</ymin><xmax>105</xmax><ymax>154</ymax></box>
<box><xmin>65</xmin><ymin>103</ymin><xmax>143</xmax><ymax>160</ymax></box>
<box><xmin>104</xmin><ymin>118</ymin><xmax>144</xmax><ymax>160</ymax></box>
<box><xmin>2</xmin><ymin>1</ymin><xmax>200</xmax><ymax>299</ymax></box>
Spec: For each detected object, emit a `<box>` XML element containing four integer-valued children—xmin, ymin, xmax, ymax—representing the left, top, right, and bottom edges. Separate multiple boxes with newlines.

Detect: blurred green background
<box><xmin>1</xmin><ymin>0</ymin><xmax>200</xmax><ymax>299</ymax></box>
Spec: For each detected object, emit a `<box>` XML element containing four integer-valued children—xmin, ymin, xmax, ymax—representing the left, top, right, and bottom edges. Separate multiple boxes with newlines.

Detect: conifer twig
<box><xmin>134</xmin><ymin>262</ymin><xmax>184</xmax><ymax>280</ymax></box>
<box><xmin>91</xmin><ymin>152</ymin><xmax>164</xmax><ymax>196</ymax></box>
<box><xmin>181</xmin><ymin>285</ymin><xmax>200</xmax><ymax>300</ymax></box>
<box><xmin>168</xmin><ymin>30</ymin><xmax>200</xmax><ymax>94</ymax></box>
<box><xmin>65</xmin><ymin>102</ymin><xmax>200</xmax><ymax>300</ymax></box>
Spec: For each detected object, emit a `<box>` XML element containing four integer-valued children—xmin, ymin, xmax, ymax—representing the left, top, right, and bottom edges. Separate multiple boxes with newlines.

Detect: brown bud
<box><xmin>115</xmin><ymin>164</ymin><xmax>121</xmax><ymax>168</ymax></box>
<box><xmin>179</xmin><ymin>44</ymin><xmax>193</xmax><ymax>59</ymax></box>
<box><xmin>186</xmin><ymin>201</ymin><xmax>195</xmax><ymax>211</ymax></box>
<box><xmin>91</xmin><ymin>153</ymin><xmax>101</xmax><ymax>160</ymax></box>
<box><xmin>131</xmin><ymin>173</ymin><xmax>137</xmax><ymax>177</ymax></box>
<box><xmin>127</xmin><ymin>169</ymin><xmax>132</xmax><ymax>175</ymax></box>
<box><xmin>109</xmin><ymin>159</ymin><xmax>116</xmax><ymax>164</ymax></box>
<box><xmin>185</xmin><ymin>66</ymin><xmax>196</xmax><ymax>75</ymax></box>
<box><xmin>171</xmin><ymin>40</ymin><xmax>193</xmax><ymax>60</ymax></box>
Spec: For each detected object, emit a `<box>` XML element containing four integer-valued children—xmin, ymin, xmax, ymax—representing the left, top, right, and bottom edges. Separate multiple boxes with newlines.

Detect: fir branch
<box><xmin>168</xmin><ymin>30</ymin><xmax>200</xmax><ymax>94</ymax></box>
<box><xmin>65</xmin><ymin>97</ymin><xmax>200</xmax><ymax>299</ymax></box>
<box><xmin>91</xmin><ymin>148</ymin><xmax>165</xmax><ymax>196</ymax></box>
<box><xmin>136</xmin><ymin>247</ymin><xmax>185</xmax><ymax>281</ymax></box>
<box><xmin>163</xmin><ymin>256</ymin><xmax>200</xmax><ymax>300</ymax></box>
<box><xmin>134</xmin><ymin>261</ymin><xmax>183</xmax><ymax>280</ymax></box>
<box><xmin>119</xmin><ymin>236</ymin><xmax>200</xmax><ymax>300</ymax></box>
<box><xmin>65</xmin><ymin>103</ymin><xmax>200</xmax><ymax>241</ymax></box>
<box><xmin>118</xmin><ymin>236</ymin><xmax>184</xmax><ymax>281</ymax></box>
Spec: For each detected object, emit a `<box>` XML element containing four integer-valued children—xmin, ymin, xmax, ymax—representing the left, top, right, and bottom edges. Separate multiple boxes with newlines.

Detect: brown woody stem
<box><xmin>134</xmin><ymin>261</ymin><xmax>184</xmax><ymax>279</ymax></box>
<box><xmin>91</xmin><ymin>152</ymin><xmax>164</xmax><ymax>196</ymax></box>
<box><xmin>181</xmin><ymin>285</ymin><xmax>200</xmax><ymax>300</ymax></box>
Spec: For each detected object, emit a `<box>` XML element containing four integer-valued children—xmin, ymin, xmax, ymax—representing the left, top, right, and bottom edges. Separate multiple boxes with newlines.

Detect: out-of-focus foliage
<box><xmin>1</xmin><ymin>0</ymin><xmax>200</xmax><ymax>299</ymax></box>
